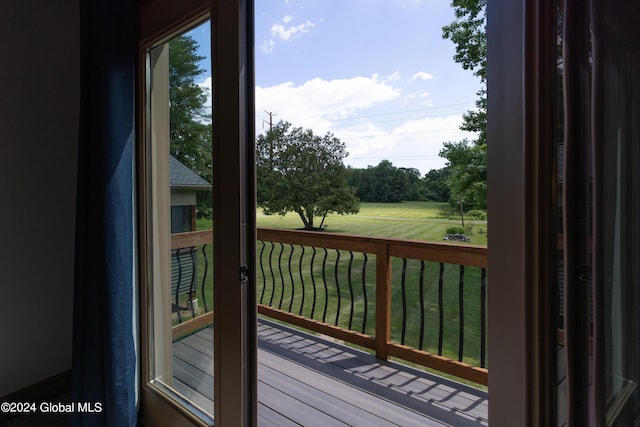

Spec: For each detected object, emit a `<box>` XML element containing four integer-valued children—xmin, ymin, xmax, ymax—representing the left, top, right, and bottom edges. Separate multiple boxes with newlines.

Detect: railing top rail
<box><xmin>257</xmin><ymin>228</ymin><xmax>379</xmax><ymax>253</ymax></box>
<box><xmin>171</xmin><ymin>229</ymin><xmax>213</xmax><ymax>250</ymax></box>
<box><xmin>258</xmin><ymin>228</ymin><xmax>488</xmax><ymax>268</ymax></box>
<box><xmin>388</xmin><ymin>240</ymin><xmax>487</xmax><ymax>268</ymax></box>
<box><xmin>170</xmin><ymin>228</ymin><xmax>487</xmax><ymax>267</ymax></box>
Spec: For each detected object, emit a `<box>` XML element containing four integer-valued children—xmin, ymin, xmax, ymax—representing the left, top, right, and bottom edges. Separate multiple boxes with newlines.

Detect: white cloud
<box><xmin>386</xmin><ymin>71</ymin><xmax>402</xmax><ymax>82</ymax></box>
<box><xmin>256</xmin><ymin>75</ymin><xmax>400</xmax><ymax>133</ymax></box>
<box><xmin>260</xmin><ymin>15</ymin><xmax>316</xmax><ymax>53</ymax></box>
<box><xmin>404</xmin><ymin>90</ymin><xmax>433</xmax><ymax>106</ymax></box>
<box><xmin>340</xmin><ymin>115</ymin><xmax>473</xmax><ymax>173</ymax></box>
<box><xmin>410</xmin><ymin>71</ymin><xmax>435</xmax><ymax>82</ymax></box>
<box><xmin>406</xmin><ymin>91</ymin><xmax>430</xmax><ymax>99</ymax></box>
<box><xmin>260</xmin><ymin>39</ymin><xmax>276</xmax><ymax>54</ymax></box>
<box><xmin>193</xmin><ymin>72</ymin><xmax>470</xmax><ymax>173</ymax></box>
<box><xmin>255</xmin><ymin>75</ymin><xmax>473</xmax><ymax>173</ymax></box>
<box><xmin>271</xmin><ymin>20</ymin><xmax>315</xmax><ymax>41</ymax></box>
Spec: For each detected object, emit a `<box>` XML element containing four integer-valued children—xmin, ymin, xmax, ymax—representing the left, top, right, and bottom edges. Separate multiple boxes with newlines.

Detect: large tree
<box><xmin>440</xmin><ymin>0</ymin><xmax>487</xmax><ymax>216</ymax></box>
<box><xmin>257</xmin><ymin>122</ymin><xmax>360</xmax><ymax>230</ymax></box>
<box><xmin>168</xmin><ymin>35</ymin><xmax>212</xmax><ymax>217</ymax></box>
<box><xmin>439</xmin><ymin>140</ymin><xmax>486</xmax><ymax>213</ymax></box>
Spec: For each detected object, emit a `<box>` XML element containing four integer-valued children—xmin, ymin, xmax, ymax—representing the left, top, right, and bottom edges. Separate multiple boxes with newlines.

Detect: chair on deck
<box><xmin>171</xmin><ymin>247</ymin><xmax>198</xmax><ymax>323</ymax></box>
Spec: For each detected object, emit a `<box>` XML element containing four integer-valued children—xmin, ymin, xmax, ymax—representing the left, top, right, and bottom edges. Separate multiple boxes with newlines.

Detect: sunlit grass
<box><xmin>355</xmin><ymin>201</ymin><xmax>452</xmax><ymax>219</ymax></box>
<box><xmin>252</xmin><ymin>201</ymin><xmax>487</xmax><ymax>245</ymax></box>
<box><xmin>198</xmin><ymin>201</ymin><xmax>487</xmax><ymax>244</ymax></box>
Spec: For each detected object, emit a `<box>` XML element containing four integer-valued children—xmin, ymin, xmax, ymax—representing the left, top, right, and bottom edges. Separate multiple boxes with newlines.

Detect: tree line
<box><xmin>346</xmin><ymin>160</ymin><xmax>450</xmax><ymax>204</ymax></box>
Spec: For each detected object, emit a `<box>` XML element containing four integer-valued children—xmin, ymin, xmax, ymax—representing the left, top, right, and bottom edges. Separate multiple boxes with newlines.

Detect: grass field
<box><xmin>197</xmin><ymin>201</ymin><xmax>488</xmax><ymax>245</ymax></box>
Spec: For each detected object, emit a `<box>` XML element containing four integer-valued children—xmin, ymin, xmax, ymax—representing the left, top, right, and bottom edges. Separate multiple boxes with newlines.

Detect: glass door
<box><xmin>488</xmin><ymin>0</ymin><xmax>639</xmax><ymax>423</ymax></box>
<box><xmin>138</xmin><ymin>1</ymin><xmax>256</xmax><ymax>426</ymax></box>
<box><xmin>557</xmin><ymin>0</ymin><xmax>640</xmax><ymax>425</ymax></box>
<box><xmin>142</xmin><ymin>19</ymin><xmax>215</xmax><ymax>425</ymax></box>
<box><xmin>591</xmin><ymin>1</ymin><xmax>640</xmax><ymax>424</ymax></box>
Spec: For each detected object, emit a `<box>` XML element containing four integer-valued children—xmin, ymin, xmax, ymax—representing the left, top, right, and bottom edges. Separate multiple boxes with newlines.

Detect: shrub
<box><xmin>197</xmin><ymin>206</ymin><xmax>213</xmax><ymax>220</ymax></box>
<box><xmin>446</xmin><ymin>226</ymin><xmax>467</xmax><ymax>235</ymax></box>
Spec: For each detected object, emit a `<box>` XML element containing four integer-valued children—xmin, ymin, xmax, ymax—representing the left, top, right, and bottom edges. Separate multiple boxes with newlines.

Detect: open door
<box><xmin>489</xmin><ymin>0</ymin><xmax>640</xmax><ymax>424</ymax></box>
<box><xmin>137</xmin><ymin>1</ymin><xmax>256</xmax><ymax>426</ymax></box>
<box><xmin>560</xmin><ymin>0</ymin><xmax>640</xmax><ymax>424</ymax></box>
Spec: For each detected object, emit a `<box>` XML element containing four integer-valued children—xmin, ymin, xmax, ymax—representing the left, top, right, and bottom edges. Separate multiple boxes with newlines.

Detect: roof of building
<box><xmin>170</xmin><ymin>155</ymin><xmax>212</xmax><ymax>190</ymax></box>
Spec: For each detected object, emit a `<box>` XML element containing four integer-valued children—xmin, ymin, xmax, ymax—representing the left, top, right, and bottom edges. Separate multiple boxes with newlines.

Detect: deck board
<box><xmin>257</xmin><ymin>402</ymin><xmax>302</xmax><ymax>427</ymax></box>
<box><xmin>258</xmin><ymin>381</ymin><xmax>350</xmax><ymax>427</ymax></box>
<box><xmin>172</xmin><ymin>319</ymin><xmax>488</xmax><ymax>426</ymax></box>
<box><xmin>172</xmin><ymin>356</ymin><xmax>213</xmax><ymax>397</ymax></box>
<box><xmin>259</xmin><ymin>356</ymin><xmax>411</xmax><ymax>427</ymax></box>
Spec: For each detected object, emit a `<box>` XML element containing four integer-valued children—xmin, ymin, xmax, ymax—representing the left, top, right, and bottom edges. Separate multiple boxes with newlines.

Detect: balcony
<box><xmin>169</xmin><ymin>228</ymin><xmax>488</xmax><ymax>424</ymax></box>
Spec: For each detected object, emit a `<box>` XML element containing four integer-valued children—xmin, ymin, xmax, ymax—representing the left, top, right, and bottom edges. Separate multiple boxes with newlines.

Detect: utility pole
<box><xmin>263</xmin><ymin>110</ymin><xmax>276</xmax><ymax>132</ymax></box>
<box><xmin>263</xmin><ymin>111</ymin><xmax>277</xmax><ymax>169</ymax></box>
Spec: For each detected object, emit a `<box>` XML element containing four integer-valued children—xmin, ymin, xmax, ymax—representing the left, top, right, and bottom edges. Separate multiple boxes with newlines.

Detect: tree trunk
<box><xmin>318</xmin><ymin>211</ymin><xmax>328</xmax><ymax>229</ymax></box>
<box><xmin>295</xmin><ymin>209</ymin><xmax>309</xmax><ymax>229</ymax></box>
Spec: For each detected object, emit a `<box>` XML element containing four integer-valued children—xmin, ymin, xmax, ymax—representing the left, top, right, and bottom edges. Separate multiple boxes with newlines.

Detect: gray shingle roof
<box><xmin>170</xmin><ymin>155</ymin><xmax>212</xmax><ymax>189</ymax></box>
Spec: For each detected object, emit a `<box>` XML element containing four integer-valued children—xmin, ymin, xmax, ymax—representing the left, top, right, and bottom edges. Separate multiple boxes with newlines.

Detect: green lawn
<box><xmin>198</xmin><ymin>201</ymin><xmax>487</xmax><ymax>245</ymax></box>
<box><xmin>355</xmin><ymin>201</ymin><xmax>452</xmax><ymax>219</ymax></box>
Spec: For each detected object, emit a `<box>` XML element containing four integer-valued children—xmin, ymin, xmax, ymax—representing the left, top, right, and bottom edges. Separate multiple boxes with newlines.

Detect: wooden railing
<box><xmin>256</xmin><ymin>228</ymin><xmax>488</xmax><ymax>385</ymax></box>
<box><xmin>170</xmin><ymin>230</ymin><xmax>213</xmax><ymax>338</ymax></box>
<box><xmin>171</xmin><ymin>228</ymin><xmax>489</xmax><ymax>385</ymax></box>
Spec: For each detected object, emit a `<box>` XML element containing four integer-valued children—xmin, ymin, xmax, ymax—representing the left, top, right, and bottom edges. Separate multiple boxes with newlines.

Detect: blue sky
<box><xmin>192</xmin><ymin>0</ymin><xmax>480</xmax><ymax>174</ymax></box>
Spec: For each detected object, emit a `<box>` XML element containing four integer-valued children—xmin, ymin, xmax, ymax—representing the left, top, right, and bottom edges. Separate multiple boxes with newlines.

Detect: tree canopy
<box><xmin>168</xmin><ymin>35</ymin><xmax>212</xmax><ymax>217</ymax></box>
<box><xmin>442</xmin><ymin>0</ymin><xmax>487</xmax><ymax>146</ymax></box>
<box><xmin>347</xmin><ymin>160</ymin><xmax>426</xmax><ymax>203</ymax></box>
<box><xmin>439</xmin><ymin>140</ymin><xmax>486</xmax><ymax>211</ymax></box>
<box><xmin>256</xmin><ymin>122</ymin><xmax>360</xmax><ymax>230</ymax></box>
<box><xmin>422</xmin><ymin>167</ymin><xmax>451</xmax><ymax>202</ymax></box>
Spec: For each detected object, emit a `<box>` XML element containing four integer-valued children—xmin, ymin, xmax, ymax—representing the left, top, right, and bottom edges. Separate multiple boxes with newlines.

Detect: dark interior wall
<box><xmin>0</xmin><ymin>0</ymin><xmax>79</xmax><ymax>397</ymax></box>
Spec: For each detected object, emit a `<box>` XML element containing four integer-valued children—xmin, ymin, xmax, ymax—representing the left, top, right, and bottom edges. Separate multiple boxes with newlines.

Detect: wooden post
<box><xmin>375</xmin><ymin>243</ymin><xmax>391</xmax><ymax>360</ymax></box>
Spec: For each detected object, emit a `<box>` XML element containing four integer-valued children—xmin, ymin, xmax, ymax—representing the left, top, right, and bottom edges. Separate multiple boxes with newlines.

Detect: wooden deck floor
<box><xmin>173</xmin><ymin>320</ymin><xmax>488</xmax><ymax>426</ymax></box>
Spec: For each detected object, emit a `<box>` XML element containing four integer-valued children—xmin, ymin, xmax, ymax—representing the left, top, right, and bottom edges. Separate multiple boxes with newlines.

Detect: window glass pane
<box><xmin>596</xmin><ymin>3</ymin><xmax>640</xmax><ymax>424</ymax></box>
<box><xmin>171</xmin><ymin>206</ymin><xmax>193</xmax><ymax>233</ymax></box>
<box><xmin>146</xmin><ymin>20</ymin><xmax>214</xmax><ymax>422</ymax></box>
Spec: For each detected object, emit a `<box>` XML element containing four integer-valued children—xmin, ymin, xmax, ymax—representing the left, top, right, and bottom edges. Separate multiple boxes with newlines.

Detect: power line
<box><xmin>347</xmin><ymin>155</ymin><xmax>443</xmax><ymax>162</ymax></box>
<box><xmin>338</xmin><ymin>128</ymin><xmax>469</xmax><ymax>142</ymax></box>
<box><xmin>327</xmin><ymin>102</ymin><xmax>475</xmax><ymax>124</ymax></box>
<box><xmin>329</xmin><ymin>111</ymin><xmax>473</xmax><ymax>129</ymax></box>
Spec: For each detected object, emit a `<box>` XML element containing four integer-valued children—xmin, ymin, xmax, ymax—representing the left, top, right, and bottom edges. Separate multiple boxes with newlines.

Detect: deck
<box><xmin>172</xmin><ymin>319</ymin><xmax>488</xmax><ymax>426</ymax></box>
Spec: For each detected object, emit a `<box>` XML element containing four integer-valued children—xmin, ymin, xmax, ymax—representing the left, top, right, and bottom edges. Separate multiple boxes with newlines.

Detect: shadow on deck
<box><xmin>173</xmin><ymin>319</ymin><xmax>488</xmax><ymax>426</ymax></box>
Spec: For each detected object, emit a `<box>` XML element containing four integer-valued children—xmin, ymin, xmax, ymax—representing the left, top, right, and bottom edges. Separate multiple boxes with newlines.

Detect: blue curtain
<box><xmin>72</xmin><ymin>0</ymin><xmax>137</xmax><ymax>425</ymax></box>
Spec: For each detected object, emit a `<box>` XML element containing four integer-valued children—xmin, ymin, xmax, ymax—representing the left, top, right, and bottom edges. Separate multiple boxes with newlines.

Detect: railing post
<box><xmin>375</xmin><ymin>243</ymin><xmax>391</xmax><ymax>360</ymax></box>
